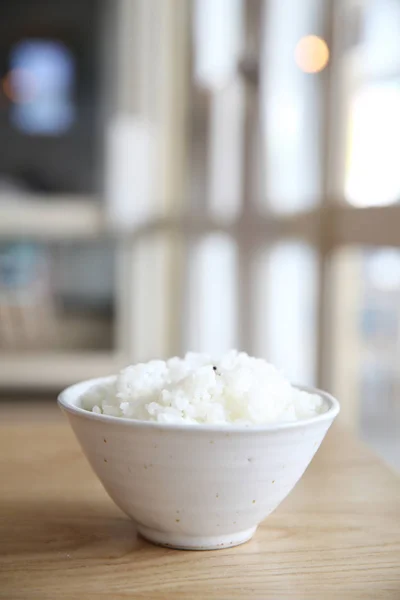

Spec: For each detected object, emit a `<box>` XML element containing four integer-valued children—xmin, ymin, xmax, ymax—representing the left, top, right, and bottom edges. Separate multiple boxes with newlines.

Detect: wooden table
<box><xmin>1</xmin><ymin>405</ymin><xmax>399</xmax><ymax>599</ymax></box>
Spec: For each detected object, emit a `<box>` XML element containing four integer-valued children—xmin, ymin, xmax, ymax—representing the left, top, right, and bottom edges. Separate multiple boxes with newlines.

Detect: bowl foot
<box><xmin>137</xmin><ymin>525</ymin><xmax>257</xmax><ymax>550</ymax></box>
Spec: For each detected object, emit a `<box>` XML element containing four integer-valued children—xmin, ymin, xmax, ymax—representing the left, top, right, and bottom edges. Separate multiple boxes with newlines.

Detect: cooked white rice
<box><xmin>81</xmin><ymin>351</ymin><xmax>326</xmax><ymax>425</ymax></box>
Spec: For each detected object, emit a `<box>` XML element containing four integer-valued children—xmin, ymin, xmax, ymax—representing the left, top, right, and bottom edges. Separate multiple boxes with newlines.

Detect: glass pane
<box><xmin>0</xmin><ymin>240</ymin><xmax>115</xmax><ymax>353</ymax></box>
<box><xmin>183</xmin><ymin>234</ymin><xmax>238</xmax><ymax>354</ymax></box>
<box><xmin>9</xmin><ymin>40</ymin><xmax>76</xmax><ymax>135</ymax></box>
<box><xmin>252</xmin><ymin>241</ymin><xmax>317</xmax><ymax>385</ymax></box>
<box><xmin>341</xmin><ymin>0</ymin><xmax>400</xmax><ymax>207</ymax></box>
<box><xmin>344</xmin><ymin>82</ymin><xmax>400</xmax><ymax>206</ymax></box>
<box><xmin>189</xmin><ymin>0</ymin><xmax>245</xmax><ymax>220</ymax></box>
<box><xmin>331</xmin><ymin>246</ymin><xmax>400</xmax><ymax>471</ymax></box>
<box><xmin>259</xmin><ymin>0</ymin><xmax>328</xmax><ymax>214</ymax></box>
<box><xmin>129</xmin><ymin>232</ymin><xmax>183</xmax><ymax>362</ymax></box>
<box><xmin>347</xmin><ymin>0</ymin><xmax>400</xmax><ymax>81</ymax></box>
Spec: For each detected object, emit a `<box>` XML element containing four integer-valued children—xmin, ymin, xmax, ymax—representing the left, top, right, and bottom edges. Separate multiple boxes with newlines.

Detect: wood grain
<box><xmin>0</xmin><ymin>407</ymin><xmax>399</xmax><ymax>600</ymax></box>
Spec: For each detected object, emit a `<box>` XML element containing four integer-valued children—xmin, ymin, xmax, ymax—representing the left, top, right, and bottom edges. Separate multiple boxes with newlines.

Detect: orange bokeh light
<box><xmin>294</xmin><ymin>35</ymin><xmax>329</xmax><ymax>74</ymax></box>
<box><xmin>2</xmin><ymin>68</ymin><xmax>37</xmax><ymax>104</ymax></box>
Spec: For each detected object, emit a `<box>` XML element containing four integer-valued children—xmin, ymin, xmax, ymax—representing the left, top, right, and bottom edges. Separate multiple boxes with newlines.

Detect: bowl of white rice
<box><xmin>58</xmin><ymin>351</ymin><xmax>340</xmax><ymax>550</ymax></box>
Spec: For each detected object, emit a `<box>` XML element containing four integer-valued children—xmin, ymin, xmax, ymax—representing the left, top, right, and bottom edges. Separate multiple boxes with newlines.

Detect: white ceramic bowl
<box><xmin>58</xmin><ymin>377</ymin><xmax>340</xmax><ymax>550</ymax></box>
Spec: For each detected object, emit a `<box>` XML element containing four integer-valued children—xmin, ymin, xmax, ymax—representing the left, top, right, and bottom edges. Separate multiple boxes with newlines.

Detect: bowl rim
<box><xmin>58</xmin><ymin>375</ymin><xmax>340</xmax><ymax>433</ymax></box>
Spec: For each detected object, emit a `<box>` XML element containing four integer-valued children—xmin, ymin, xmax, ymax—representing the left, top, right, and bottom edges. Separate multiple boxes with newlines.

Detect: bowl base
<box><xmin>137</xmin><ymin>525</ymin><xmax>257</xmax><ymax>550</ymax></box>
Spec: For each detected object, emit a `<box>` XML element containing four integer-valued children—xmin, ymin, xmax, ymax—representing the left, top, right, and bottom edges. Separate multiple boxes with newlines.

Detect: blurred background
<box><xmin>0</xmin><ymin>0</ymin><xmax>399</xmax><ymax>471</ymax></box>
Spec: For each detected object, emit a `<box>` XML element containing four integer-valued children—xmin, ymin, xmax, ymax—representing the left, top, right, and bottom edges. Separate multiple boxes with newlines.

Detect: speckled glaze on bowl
<box><xmin>58</xmin><ymin>377</ymin><xmax>340</xmax><ymax>550</ymax></box>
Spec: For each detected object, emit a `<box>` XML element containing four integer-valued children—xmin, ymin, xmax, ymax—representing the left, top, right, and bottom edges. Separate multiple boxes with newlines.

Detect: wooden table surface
<box><xmin>1</xmin><ymin>404</ymin><xmax>399</xmax><ymax>600</ymax></box>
